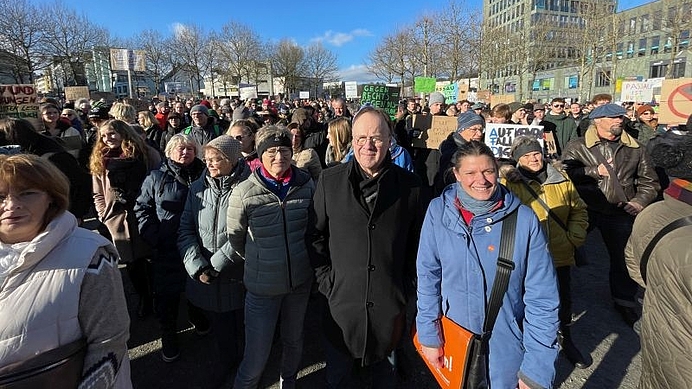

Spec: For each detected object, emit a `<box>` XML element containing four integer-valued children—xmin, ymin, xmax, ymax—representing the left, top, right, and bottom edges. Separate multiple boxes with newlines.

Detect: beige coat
<box><xmin>93</xmin><ymin>147</ymin><xmax>160</xmax><ymax>263</ymax></box>
<box><xmin>625</xmin><ymin>189</ymin><xmax>692</xmax><ymax>388</ymax></box>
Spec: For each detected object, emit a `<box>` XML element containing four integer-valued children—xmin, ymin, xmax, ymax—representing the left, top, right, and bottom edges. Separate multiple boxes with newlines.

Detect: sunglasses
<box><xmin>552</xmin><ymin>104</ymin><xmax>565</xmax><ymax>108</ymax></box>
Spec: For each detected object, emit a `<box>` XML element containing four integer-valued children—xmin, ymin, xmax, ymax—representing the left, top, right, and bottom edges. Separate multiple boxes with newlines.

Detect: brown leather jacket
<box><xmin>561</xmin><ymin>125</ymin><xmax>659</xmax><ymax>214</ymax></box>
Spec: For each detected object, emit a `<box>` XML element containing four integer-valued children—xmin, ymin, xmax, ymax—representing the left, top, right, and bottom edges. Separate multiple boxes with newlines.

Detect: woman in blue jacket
<box><xmin>134</xmin><ymin>134</ymin><xmax>208</xmax><ymax>363</ymax></box>
<box><xmin>416</xmin><ymin>141</ymin><xmax>560</xmax><ymax>389</ymax></box>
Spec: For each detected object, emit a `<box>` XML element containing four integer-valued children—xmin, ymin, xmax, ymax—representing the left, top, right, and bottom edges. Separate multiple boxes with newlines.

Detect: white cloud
<box><xmin>338</xmin><ymin>64</ymin><xmax>382</xmax><ymax>84</ymax></box>
<box><xmin>311</xmin><ymin>29</ymin><xmax>373</xmax><ymax>47</ymax></box>
<box><xmin>170</xmin><ymin>22</ymin><xmax>187</xmax><ymax>37</ymax></box>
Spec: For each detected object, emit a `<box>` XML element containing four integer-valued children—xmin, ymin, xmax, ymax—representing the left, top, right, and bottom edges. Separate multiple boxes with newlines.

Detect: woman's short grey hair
<box><xmin>164</xmin><ymin>133</ymin><xmax>201</xmax><ymax>158</ymax></box>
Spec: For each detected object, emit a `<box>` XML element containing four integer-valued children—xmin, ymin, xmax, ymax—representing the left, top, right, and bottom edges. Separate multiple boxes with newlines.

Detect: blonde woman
<box><xmin>325</xmin><ymin>117</ymin><xmax>352</xmax><ymax>166</ymax></box>
<box><xmin>138</xmin><ymin>110</ymin><xmax>164</xmax><ymax>151</ymax></box>
<box><xmin>90</xmin><ymin>119</ymin><xmax>161</xmax><ymax>317</ymax></box>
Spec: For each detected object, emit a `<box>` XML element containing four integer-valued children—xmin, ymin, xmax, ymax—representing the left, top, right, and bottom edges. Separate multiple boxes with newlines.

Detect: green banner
<box><xmin>414</xmin><ymin>77</ymin><xmax>436</xmax><ymax>93</ymax></box>
<box><xmin>360</xmin><ymin>84</ymin><xmax>400</xmax><ymax>120</ymax></box>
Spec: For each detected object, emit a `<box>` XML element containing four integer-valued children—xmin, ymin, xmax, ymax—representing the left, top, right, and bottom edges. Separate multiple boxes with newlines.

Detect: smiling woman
<box><xmin>0</xmin><ymin>153</ymin><xmax>132</xmax><ymax>388</ymax></box>
<box><xmin>416</xmin><ymin>141</ymin><xmax>561</xmax><ymax>389</ymax></box>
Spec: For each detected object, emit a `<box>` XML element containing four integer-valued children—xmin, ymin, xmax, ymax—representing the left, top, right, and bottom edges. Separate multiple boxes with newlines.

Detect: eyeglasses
<box><xmin>203</xmin><ymin>157</ymin><xmax>228</xmax><ymax>164</ymax></box>
<box><xmin>354</xmin><ymin>136</ymin><xmax>387</xmax><ymax>147</ymax></box>
<box><xmin>552</xmin><ymin>104</ymin><xmax>565</xmax><ymax>108</ymax></box>
<box><xmin>462</xmin><ymin>126</ymin><xmax>484</xmax><ymax>133</ymax></box>
<box><xmin>264</xmin><ymin>147</ymin><xmax>291</xmax><ymax>158</ymax></box>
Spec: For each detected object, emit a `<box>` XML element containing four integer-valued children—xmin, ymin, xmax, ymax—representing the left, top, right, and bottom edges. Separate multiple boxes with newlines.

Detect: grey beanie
<box><xmin>189</xmin><ymin>104</ymin><xmax>209</xmax><ymax>116</ymax></box>
<box><xmin>428</xmin><ymin>92</ymin><xmax>445</xmax><ymax>105</ymax></box>
<box><xmin>204</xmin><ymin>135</ymin><xmax>241</xmax><ymax>162</ymax></box>
<box><xmin>456</xmin><ymin>111</ymin><xmax>485</xmax><ymax>132</ymax></box>
<box><xmin>511</xmin><ymin>138</ymin><xmax>543</xmax><ymax>161</ymax></box>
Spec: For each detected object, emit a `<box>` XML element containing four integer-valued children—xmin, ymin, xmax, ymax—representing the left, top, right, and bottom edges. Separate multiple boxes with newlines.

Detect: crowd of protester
<box><xmin>0</xmin><ymin>89</ymin><xmax>690</xmax><ymax>389</ymax></box>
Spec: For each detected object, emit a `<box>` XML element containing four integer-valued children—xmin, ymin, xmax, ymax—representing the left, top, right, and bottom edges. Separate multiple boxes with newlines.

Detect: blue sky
<box><xmin>31</xmin><ymin>0</ymin><xmax>651</xmax><ymax>83</ymax></box>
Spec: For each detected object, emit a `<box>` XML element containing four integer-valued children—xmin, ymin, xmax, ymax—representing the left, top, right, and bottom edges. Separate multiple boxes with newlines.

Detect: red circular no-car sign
<box><xmin>668</xmin><ymin>82</ymin><xmax>692</xmax><ymax>120</ymax></box>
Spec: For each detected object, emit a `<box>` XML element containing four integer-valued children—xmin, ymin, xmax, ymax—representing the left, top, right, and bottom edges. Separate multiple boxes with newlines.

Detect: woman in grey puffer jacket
<box><xmin>178</xmin><ymin>135</ymin><xmax>249</xmax><ymax>383</ymax></box>
<box><xmin>227</xmin><ymin>126</ymin><xmax>315</xmax><ymax>389</ymax></box>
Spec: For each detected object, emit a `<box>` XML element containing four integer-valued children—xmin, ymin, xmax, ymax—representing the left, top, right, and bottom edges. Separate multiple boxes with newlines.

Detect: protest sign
<box><xmin>299</xmin><ymin>91</ymin><xmax>310</xmax><ymax>99</ymax></box>
<box><xmin>0</xmin><ymin>84</ymin><xmax>40</xmax><ymax>128</ymax></box>
<box><xmin>240</xmin><ymin>86</ymin><xmax>258</xmax><ymax>100</ymax></box>
<box><xmin>457</xmin><ymin>83</ymin><xmax>469</xmax><ymax>102</ymax></box>
<box><xmin>621</xmin><ymin>81</ymin><xmax>654</xmax><ymax>103</ymax></box>
<box><xmin>64</xmin><ymin>86</ymin><xmax>90</xmax><ymax>101</ymax></box>
<box><xmin>414</xmin><ymin>77</ymin><xmax>436</xmax><ymax>93</ymax></box>
<box><xmin>484</xmin><ymin>123</ymin><xmax>544</xmax><ymax>159</ymax></box>
<box><xmin>443</xmin><ymin>83</ymin><xmax>458</xmax><ymax>105</ymax></box>
<box><xmin>659</xmin><ymin>78</ymin><xmax>692</xmax><ymax>125</ymax></box>
<box><xmin>411</xmin><ymin>114</ymin><xmax>458</xmax><ymax>149</ymax></box>
<box><xmin>360</xmin><ymin>84</ymin><xmax>400</xmax><ymax>120</ymax></box>
<box><xmin>489</xmin><ymin>94</ymin><xmax>515</xmax><ymax>107</ymax></box>
<box><xmin>344</xmin><ymin>81</ymin><xmax>358</xmax><ymax>99</ymax></box>
<box><xmin>110</xmin><ymin>49</ymin><xmax>146</xmax><ymax>72</ymax></box>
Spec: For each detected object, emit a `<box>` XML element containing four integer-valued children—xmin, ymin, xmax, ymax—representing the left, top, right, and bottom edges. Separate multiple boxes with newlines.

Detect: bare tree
<box><xmin>411</xmin><ymin>15</ymin><xmax>444</xmax><ymax>78</ymax></box>
<box><xmin>199</xmin><ymin>32</ymin><xmax>220</xmax><ymax>98</ymax></box>
<box><xmin>661</xmin><ymin>0</ymin><xmax>692</xmax><ymax>78</ymax></box>
<box><xmin>434</xmin><ymin>1</ymin><xmax>482</xmax><ymax>81</ymax></box>
<box><xmin>269</xmin><ymin>39</ymin><xmax>305</xmax><ymax>98</ymax></box>
<box><xmin>171</xmin><ymin>23</ymin><xmax>207</xmax><ymax>96</ymax></box>
<box><xmin>367</xmin><ymin>29</ymin><xmax>415</xmax><ymax>93</ymax></box>
<box><xmin>304</xmin><ymin>42</ymin><xmax>339</xmax><ymax>98</ymax></box>
<box><xmin>133</xmin><ymin>29</ymin><xmax>173</xmax><ymax>95</ymax></box>
<box><xmin>0</xmin><ymin>0</ymin><xmax>47</xmax><ymax>83</ymax></box>
<box><xmin>41</xmin><ymin>1</ymin><xmax>108</xmax><ymax>87</ymax></box>
<box><xmin>216</xmin><ymin>21</ymin><xmax>263</xmax><ymax>86</ymax></box>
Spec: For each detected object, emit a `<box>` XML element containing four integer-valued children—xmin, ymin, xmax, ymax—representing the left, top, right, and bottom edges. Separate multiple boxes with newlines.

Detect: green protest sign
<box><xmin>360</xmin><ymin>84</ymin><xmax>400</xmax><ymax>120</ymax></box>
<box><xmin>414</xmin><ymin>77</ymin><xmax>436</xmax><ymax>93</ymax></box>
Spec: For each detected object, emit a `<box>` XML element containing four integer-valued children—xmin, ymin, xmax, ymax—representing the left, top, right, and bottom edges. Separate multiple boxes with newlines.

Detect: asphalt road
<box><xmin>125</xmin><ymin>229</ymin><xmax>642</xmax><ymax>388</ymax></box>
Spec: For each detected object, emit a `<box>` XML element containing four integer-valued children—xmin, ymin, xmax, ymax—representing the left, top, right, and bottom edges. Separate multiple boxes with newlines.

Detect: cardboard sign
<box><xmin>489</xmin><ymin>94</ymin><xmax>515</xmax><ymax>107</ymax></box>
<box><xmin>110</xmin><ymin>49</ymin><xmax>146</xmax><ymax>72</ymax></box>
<box><xmin>414</xmin><ymin>77</ymin><xmax>436</xmax><ymax>93</ymax></box>
<box><xmin>659</xmin><ymin>78</ymin><xmax>692</xmax><ymax>125</ymax></box>
<box><xmin>457</xmin><ymin>83</ymin><xmax>469</xmax><ymax>102</ymax></box>
<box><xmin>64</xmin><ymin>86</ymin><xmax>90</xmax><ymax>101</ymax></box>
<box><xmin>411</xmin><ymin>114</ymin><xmax>458</xmax><ymax>149</ymax></box>
<box><xmin>476</xmin><ymin>90</ymin><xmax>491</xmax><ymax>102</ymax></box>
<box><xmin>0</xmin><ymin>84</ymin><xmax>40</xmax><ymax>128</ymax></box>
<box><xmin>360</xmin><ymin>84</ymin><xmax>400</xmax><ymax>120</ymax></box>
<box><xmin>240</xmin><ymin>86</ymin><xmax>257</xmax><ymax>100</ymax></box>
<box><xmin>484</xmin><ymin>124</ymin><xmax>544</xmax><ymax>159</ymax></box>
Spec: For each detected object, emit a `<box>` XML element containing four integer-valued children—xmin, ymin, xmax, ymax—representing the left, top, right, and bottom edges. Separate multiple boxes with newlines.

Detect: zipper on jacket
<box><xmin>280</xmin><ymin>199</ymin><xmax>294</xmax><ymax>291</ymax></box>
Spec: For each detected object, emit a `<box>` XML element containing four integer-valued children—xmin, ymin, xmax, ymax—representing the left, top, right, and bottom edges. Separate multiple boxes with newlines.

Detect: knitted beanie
<box><xmin>204</xmin><ymin>135</ymin><xmax>241</xmax><ymax>162</ymax></box>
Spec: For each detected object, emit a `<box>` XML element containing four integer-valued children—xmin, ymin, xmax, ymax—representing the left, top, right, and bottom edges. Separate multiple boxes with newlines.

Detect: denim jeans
<box><xmin>323</xmin><ymin>337</ymin><xmax>396</xmax><ymax>389</ymax></box>
<box><xmin>233</xmin><ymin>280</ymin><xmax>311</xmax><ymax>389</ymax></box>
<box><xmin>588</xmin><ymin>210</ymin><xmax>638</xmax><ymax>306</ymax></box>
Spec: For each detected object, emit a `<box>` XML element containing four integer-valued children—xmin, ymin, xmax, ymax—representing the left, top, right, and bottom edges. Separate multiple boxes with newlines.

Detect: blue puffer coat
<box><xmin>135</xmin><ymin>158</ymin><xmax>205</xmax><ymax>294</ymax></box>
<box><xmin>416</xmin><ymin>184</ymin><xmax>560</xmax><ymax>389</ymax></box>
<box><xmin>177</xmin><ymin>162</ymin><xmax>250</xmax><ymax>312</ymax></box>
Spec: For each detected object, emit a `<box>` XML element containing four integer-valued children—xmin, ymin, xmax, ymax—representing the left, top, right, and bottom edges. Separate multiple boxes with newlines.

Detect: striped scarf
<box><xmin>664</xmin><ymin>179</ymin><xmax>692</xmax><ymax>206</ymax></box>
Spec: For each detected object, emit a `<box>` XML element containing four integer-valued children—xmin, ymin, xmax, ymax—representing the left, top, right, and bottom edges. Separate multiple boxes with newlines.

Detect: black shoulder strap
<box><xmin>520</xmin><ymin>180</ymin><xmax>569</xmax><ymax>232</ymax></box>
<box><xmin>640</xmin><ymin>215</ymin><xmax>692</xmax><ymax>284</ymax></box>
<box><xmin>483</xmin><ymin>209</ymin><xmax>518</xmax><ymax>334</ymax></box>
<box><xmin>589</xmin><ymin>146</ymin><xmax>628</xmax><ymax>203</ymax></box>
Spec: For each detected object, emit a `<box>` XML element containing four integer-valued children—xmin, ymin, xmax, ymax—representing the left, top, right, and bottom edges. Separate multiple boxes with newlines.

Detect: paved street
<box><xmin>126</xmin><ymin>229</ymin><xmax>642</xmax><ymax>388</ymax></box>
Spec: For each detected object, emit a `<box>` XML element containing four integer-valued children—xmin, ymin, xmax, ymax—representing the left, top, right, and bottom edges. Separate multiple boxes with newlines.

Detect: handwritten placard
<box><xmin>411</xmin><ymin>114</ymin><xmax>458</xmax><ymax>149</ymax></box>
<box><xmin>485</xmin><ymin>123</ymin><xmax>544</xmax><ymax>159</ymax></box>
<box><xmin>0</xmin><ymin>84</ymin><xmax>40</xmax><ymax>128</ymax></box>
<box><xmin>360</xmin><ymin>84</ymin><xmax>400</xmax><ymax>120</ymax></box>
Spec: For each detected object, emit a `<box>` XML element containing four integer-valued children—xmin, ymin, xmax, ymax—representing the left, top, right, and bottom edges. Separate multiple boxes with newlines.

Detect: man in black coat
<box><xmin>311</xmin><ymin>107</ymin><xmax>427</xmax><ymax>388</ymax></box>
